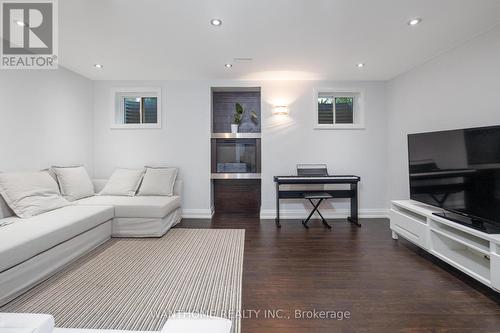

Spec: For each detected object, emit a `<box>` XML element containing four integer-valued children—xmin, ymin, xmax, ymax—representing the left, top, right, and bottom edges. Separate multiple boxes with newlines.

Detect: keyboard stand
<box><xmin>348</xmin><ymin>183</ymin><xmax>361</xmax><ymax>227</ymax></box>
<box><xmin>302</xmin><ymin>192</ymin><xmax>332</xmax><ymax>229</ymax></box>
<box><xmin>275</xmin><ymin>182</ymin><xmax>281</xmax><ymax>228</ymax></box>
<box><xmin>274</xmin><ymin>175</ymin><xmax>361</xmax><ymax>228</ymax></box>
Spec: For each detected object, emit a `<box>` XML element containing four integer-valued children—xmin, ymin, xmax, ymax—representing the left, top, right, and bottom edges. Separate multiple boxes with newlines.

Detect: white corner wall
<box><xmin>386</xmin><ymin>25</ymin><xmax>500</xmax><ymax>203</ymax></box>
<box><xmin>0</xmin><ymin>67</ymin><xmax>94</xmax><ymax>173</ymax></box>
<box><xmin>93</xmin><ymin>80</ymin><xmax>388</xmax><ymax>218</ymax></box>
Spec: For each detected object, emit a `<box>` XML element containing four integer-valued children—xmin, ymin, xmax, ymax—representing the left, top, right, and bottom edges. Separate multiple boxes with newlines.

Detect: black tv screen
<box><xmin>408</xmin><ymin>125</ymin><xmax>500</xmax><ymax>231</ymax></box>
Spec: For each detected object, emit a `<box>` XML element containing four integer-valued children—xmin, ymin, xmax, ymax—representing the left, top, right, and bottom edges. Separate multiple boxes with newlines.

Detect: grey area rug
<box><xmin>1</xmin><ymin>229</ymin><xmax>244</xmax><ymax>333</ymax></box>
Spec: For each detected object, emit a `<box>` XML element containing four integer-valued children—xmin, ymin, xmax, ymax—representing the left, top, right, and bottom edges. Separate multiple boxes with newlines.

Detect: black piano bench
<box><xmin>302</xmin><ymin>192</ymin><xmax>333</xmax><ymax>229</ymax></box>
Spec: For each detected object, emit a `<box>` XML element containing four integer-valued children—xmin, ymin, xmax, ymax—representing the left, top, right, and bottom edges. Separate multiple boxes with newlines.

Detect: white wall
<box><xmin>386</xmin><ymin>25</ymin><xmax>500</xmax><ymax>203</ymax></box>
<box><xmin>93</xmin><ymin>81</ymin><xmax>211</xmax><ymax>216</ymax></box>
<box><xmin>93</xmin><ymin>80</ymin><xmax>388</xmax><ymax>218</ymax></box>
<box><xmin>260</xmin><ymin>80</ymin><xmax>387</xmax><ymax>218</ymax></box>
<box><xmin>0</xmin><ymin>67</ymin><xmax>94</xmax><ymax>173</ymax></box>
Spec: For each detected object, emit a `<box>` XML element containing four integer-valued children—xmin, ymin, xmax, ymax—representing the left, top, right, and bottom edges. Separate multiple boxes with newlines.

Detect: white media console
<box><xmin>390</xmin><ymin>200</ymin><xmax>500</xmax><ymax>292</ymax></box>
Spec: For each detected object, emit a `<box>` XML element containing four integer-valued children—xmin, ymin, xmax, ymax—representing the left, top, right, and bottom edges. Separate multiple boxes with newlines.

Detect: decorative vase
<box><xmin>231</xmin><ymin>124</ymin><xmax>238</xmax><ymax>133</ymax></box>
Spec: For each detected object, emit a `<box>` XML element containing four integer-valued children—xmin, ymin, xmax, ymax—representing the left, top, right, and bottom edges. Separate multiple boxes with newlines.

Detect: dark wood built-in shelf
<box><xmin>210</xmin><ymin>87</ymin><xmax>262</xmax><ymax>216</ymax></box>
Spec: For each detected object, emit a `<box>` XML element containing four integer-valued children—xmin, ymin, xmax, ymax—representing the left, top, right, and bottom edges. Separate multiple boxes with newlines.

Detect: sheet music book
<box><xmin>296</xmin><ymin>164</ymin><xmax>329</xmax><ymax>177</ymax></box>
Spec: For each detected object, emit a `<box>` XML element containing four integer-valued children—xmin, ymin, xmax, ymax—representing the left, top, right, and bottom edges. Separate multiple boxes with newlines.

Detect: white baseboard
<box><xmin>259</xmin><ymin>208</ymin><xmax>389</xmax><ymax>220</ymax></box>
<box><xmin>181</xmin><ymin>209</ymin><xmax>213</xmax><ymax>219</ymax></box>
<box><xmin>182</xmin><ymin>208</ymin><xmax>389</xmax><ymax>220</ymax></box>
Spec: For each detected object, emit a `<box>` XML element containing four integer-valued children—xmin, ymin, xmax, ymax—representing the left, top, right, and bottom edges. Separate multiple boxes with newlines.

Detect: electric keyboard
<box><xmin>274</xmin><ymin>175</ymin><xmax>360</xmax><ymax>184</ymax></box>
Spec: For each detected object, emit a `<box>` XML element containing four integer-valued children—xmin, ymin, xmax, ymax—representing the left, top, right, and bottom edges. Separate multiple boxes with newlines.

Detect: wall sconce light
<box><xmin>273</xmin><ymin>105</ymin><xmax>289</xmax><ymax>116</ymax></box>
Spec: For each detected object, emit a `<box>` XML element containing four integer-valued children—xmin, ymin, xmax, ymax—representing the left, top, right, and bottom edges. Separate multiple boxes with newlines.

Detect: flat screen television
<box><xmin>408</xmin><ymin>125</ymin><xmax>500</xmax><ymax>234</ymax></box>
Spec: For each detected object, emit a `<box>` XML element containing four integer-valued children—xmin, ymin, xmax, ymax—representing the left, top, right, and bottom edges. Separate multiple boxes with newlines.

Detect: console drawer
<box><xmin>390</xmin><ymin>209</ymin><xmax>428</xmax><ymax>249</ymax></box>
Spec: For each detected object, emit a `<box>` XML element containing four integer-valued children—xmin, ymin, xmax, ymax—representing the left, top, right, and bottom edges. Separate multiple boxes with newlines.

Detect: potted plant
<box><xmin>231</xmin><ymin>103</ymin><xmax>244</xmax><ymax>133</ymax></box>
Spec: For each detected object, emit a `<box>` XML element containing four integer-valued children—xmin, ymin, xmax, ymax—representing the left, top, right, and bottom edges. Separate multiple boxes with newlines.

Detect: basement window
<box><xmin>112</xmin><ymin>87</ymin><xmax>161</xmax><ymax>129</ymax></box>
<box><xmin>314</xmin><ymin>89</ymin><xmax>365</xmax><ymax>129</ymax></box>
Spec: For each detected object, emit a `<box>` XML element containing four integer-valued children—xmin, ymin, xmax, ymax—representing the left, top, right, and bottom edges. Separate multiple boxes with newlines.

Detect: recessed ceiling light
<box><xmin>15</xmin><ymin>20</ymin><xmax>26</xmax><ymax>27</ymax></box>
<box><xmin>210</xmin><ymin>18</ymin><xmax>222</xmax><ymax>26</ymax></box>
<box><xmin>356</xmin><ymin>63</ymin><xmax>365</xmax><ymax>68</ymax></box>
<box><xmin>224</xmin><ymin>63</ymin><xmax>232</xmax><ymax>68</ymax></box>
<box><xmin>94</xmin><ymin>64</ymin><xmax>103</xmax><ymax>69</ymax></box>
<box><xmin>408</xmin><ymin>18</ymin><xmax>422</xmax><ymax>26</ymax></box>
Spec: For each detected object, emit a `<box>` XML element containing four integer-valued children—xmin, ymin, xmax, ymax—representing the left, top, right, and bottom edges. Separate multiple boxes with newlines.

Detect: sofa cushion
<box><xmin>0</xmin><ymin>205</ymin><xmax>114</xmax><ymax>272</ymax></box>
<box><xmin>52</xmin><ymin>166</ymin><xmax>95</xmax><ymax>201</ymax></box>
<box><xmin>76</xmin><ymin>195</ymin><xmax>181</xmax><ymax>218</ymax></box>
<box><xmin>0</xmin><ymin>171</ymin><xmax>70</xmax><ymax>218</ymax></box>
<box><xmin>99</xmin><ymin>168</ymin><xmax>144</xmax><ymax>196</ymax></box>
<box><xmin>137</xmin><ymin>167</ymin><xmax>178</xmax><ymax>196</ymax></box>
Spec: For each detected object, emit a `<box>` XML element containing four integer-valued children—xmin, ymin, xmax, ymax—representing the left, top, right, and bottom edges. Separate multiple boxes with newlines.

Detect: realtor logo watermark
<box><xmin>1</xmin><ymin>0</ymin><xmax>58</xmax><ymax>69</ymax></box>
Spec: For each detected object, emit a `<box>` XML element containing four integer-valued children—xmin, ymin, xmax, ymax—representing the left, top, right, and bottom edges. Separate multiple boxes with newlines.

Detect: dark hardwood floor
<box><xmin>177</xmin><ymin>216</ymin><xmax>500</xmax><ymax>333</ymax></box>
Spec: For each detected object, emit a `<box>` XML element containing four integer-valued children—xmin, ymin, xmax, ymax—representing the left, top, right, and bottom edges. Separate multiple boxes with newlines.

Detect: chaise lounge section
<box><xmin>0</xmin><ymin>204</ymin><xmax>114</xmax><ymax>306</ymax></box>
<box><xmin>76</xmin><ymin>179</ymin><xmax>182</xmax><ymax>237</ymax></box>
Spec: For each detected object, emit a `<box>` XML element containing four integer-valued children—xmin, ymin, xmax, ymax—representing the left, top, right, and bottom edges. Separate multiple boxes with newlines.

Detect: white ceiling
<box><xmin>59</xmin><ymin>0</ymin><xmax>500</xmax><ymax>81</ymax></box>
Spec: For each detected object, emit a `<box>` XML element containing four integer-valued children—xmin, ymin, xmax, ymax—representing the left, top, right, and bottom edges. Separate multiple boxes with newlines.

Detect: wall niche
<box><xmin>211</xmin><ymin>87</ymin><xmax>261</xmax><ymax>133</ymax></box>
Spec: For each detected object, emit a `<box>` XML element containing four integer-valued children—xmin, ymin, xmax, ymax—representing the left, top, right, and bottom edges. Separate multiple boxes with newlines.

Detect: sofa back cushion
<box><xmin>137</xmin><ymin>167</ymin><xmax>178</xmax><ymax>196</ymax></box>
<box><xmin>0</xmin><ymin>171</ymin><xmax>70</xmax><ymax>218</ymax></box>
<box><xmin>99</xmin><ymin>168</ymin><xmax>144</xmax><ymax>196</ymax></box>
<box><xmin>52</xmin><ymin>166</ymin><xmax>95</xmax><ymax>201</ymax></box>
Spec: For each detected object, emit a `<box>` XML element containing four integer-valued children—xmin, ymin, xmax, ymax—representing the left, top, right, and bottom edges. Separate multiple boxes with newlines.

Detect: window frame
<box><xmin>111</xmin><ymin>87</ymin><xmax>162</xmax><ymax>129</ymax></box>
<box><xmin>313</xmin><ymin>88</ymin><xmax>365</xmax><ymax>130</ymax></box>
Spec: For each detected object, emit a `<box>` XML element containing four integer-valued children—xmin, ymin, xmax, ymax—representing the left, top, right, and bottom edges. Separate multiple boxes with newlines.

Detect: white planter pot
<box><xmin>231</xmin><ymin>124</ymin><xmax>239</xmax><ymax>133</ymax></box>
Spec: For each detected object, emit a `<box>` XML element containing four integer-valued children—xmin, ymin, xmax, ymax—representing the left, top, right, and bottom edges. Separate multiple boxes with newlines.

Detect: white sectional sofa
<box><xmin>0</xmin><ymin>176</ymin><xmax>182</xmax><ymax>306</ymax></box>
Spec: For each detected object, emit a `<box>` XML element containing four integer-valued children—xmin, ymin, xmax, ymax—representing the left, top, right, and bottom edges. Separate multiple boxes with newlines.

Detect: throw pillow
<box><xmin>52</xmin><ymin>166</ymin><xmax>95</xmax><ymax>201</ymax></box>
<box><xmin>99</xmin><ymin>168</ymin><xmax>144</xmax><ymax>196</ymax></box>
<box><xmin>137</xmin><ymin>167</ymin><xmax>178</xmax><ymax>196</ymax></box>
<box><xmin>0</xmin><ymin>171</ymin><xmax>70</xmax><ymax>218</ymax></box>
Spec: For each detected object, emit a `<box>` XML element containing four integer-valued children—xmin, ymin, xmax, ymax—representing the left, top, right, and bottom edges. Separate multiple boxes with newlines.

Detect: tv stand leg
<box><xmin>392</xmin><ymin>231</ymin><xmax>398</xmax><ymax>240</ymax></box>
